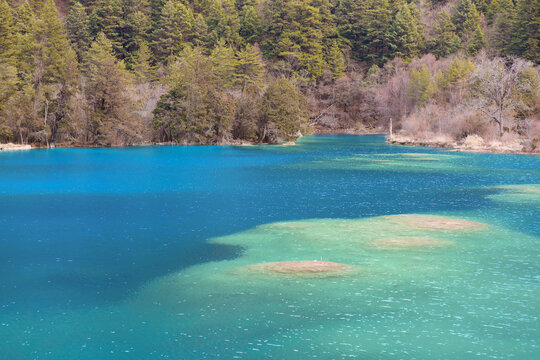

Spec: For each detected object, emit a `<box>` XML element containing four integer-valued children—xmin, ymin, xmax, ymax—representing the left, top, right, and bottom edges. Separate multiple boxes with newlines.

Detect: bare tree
<box><xmin>472</xmin><ymin>57</ymin><xmax>533</xmax><ymax>136</ymax></box>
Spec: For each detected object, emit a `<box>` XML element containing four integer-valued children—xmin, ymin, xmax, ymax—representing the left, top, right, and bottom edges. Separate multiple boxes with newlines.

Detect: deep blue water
<box><xmin>0</xmin><ymin>135</ymin><xmax>539</xmax><ymax>359</ymax></box>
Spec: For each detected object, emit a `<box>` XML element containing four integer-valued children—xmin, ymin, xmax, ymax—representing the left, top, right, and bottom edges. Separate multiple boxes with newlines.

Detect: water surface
<box><xmin>1</xmin><ymin>135</ymin><xmax>539</xmax><ymax>359</ymax></box>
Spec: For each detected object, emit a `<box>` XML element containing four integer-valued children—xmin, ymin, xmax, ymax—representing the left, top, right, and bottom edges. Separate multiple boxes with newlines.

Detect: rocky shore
<box><xmin>387</xmin><ymin>133</ymin><xmax>539</xmax><ymax>155</ymax></box>
<box><xmin>0</xmin><ymin>143</ymin><xmax>32</xmax><ymax>151</ymax></box>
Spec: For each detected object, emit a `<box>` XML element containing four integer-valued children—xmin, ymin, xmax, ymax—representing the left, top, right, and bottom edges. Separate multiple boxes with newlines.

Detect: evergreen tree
<box><xmin>192</xmin><ymin>14</ymin><xmax>210</xmax><ymax>47</ymax></box>
<box><xmin>325</xmin><ymin>39</ymin><xmax>346</xmax><ymax>79</ymax></box>
<box><xmin>509</xmin><ymin>0</ymin><xmax>540</xmax><ymax>63</ymax></box>
<box><xmin>466</xmin><ymin>24</ymin><xmax>486</xmax><ymax>55</ymax></box>
<box><xmin>239</xmin><ymin>5</ymin><xmax>261</xmax><ymax>43</ymax></box>
<box><xmin>132</xmin><ymin>41</ymin><xmax>154</xmax><ymax>83</ymax></box>
<box><xmin>120</xmin><ymin>0</ymin><xmax>152</xmax><ymax>57</ymax></box>
<box><xmin>153</xmin><ymin>47</ymin><xmax>235</xmax><ymax>144</ymax></box>
<box><xmin>429</xmin><ymin>10</ymin><xmax>461</xmax><ymax>58</ymax></box>
<box><xmin>408</xmin><ymin>65</ymin><xmax>434</xmax><ymax>107</ymax></box>
<box><xmin>35</xmin><ymin>0</ymin><xmax>71</xmax><ymax>85</ymax></box>
<box><xmin>454</xmin><ymin>0</ymin><xmax>481</xmax><ymax>35</ymax></box>
<box><xmin>85</xmin><ymin>32</ymin><xmax>136</xmax><ymax>145</ymax></box>
<box><xmin>337</xmin><ymin>0</ymin><xmax>391</xmax><ymax>65</ymax></box>
<box><xmin>0</xmin><ymin>0</ymin><xmax>17</xmax><ymax>118</ymax></box>
<box><xmin>152</xmin><ymin>0</ymin><xmax>194</xmax><ymax>63</ymax></box>
<box><xmin>490</xmin><ymin>0</ymin><xmax>515</xmax><ymax>54</ymax></box>
<box><xmin>262</xmin><ymin>0</ymin><xmax>327</xmax><ymax>79</ymax></box>
<box><xmin>0</xmin><ymin>0</ymin><xmax>15</xmax><ymax>61</ymax></box>
<box><xmin>387</xmin><ymin>2</ymin><xmax>424</xmax><ymax>61</ymax></box>
<box><xmin>89</xmin><ymin>0</ymin><xmax>124</xmax><ymax>57</ymax></box>
<box><xmin>66</xmin><ymin>2</ymin><xmax>92</xmax><ymax>63</ymax></box>
<box><xmin>13</xmin><ymin>1</ymin><xmax>36</xmax><ymax>84</ymax></box>
<box><xmin>259</xmin><ymin>78</ymin><xmax>308</xmax><ymax>142</ymax></box>
<box><xmin>210</xmin><ymin>40</ymin><xmax>237</xmax><ymax>87</ymax></box>
<box><xmin>472</xmin><ymin>0</ymin><xmax>488</xmax><ymax>13</ymax></box>
<box><xmin>15</xmin><ymin>0</ymin><xmax>34</xmax><ymax>35</ymax></box>
<box><xmin>234</xmin><ymin>43</ymin><xmax>265</xmax><ymax>88</ymax></box>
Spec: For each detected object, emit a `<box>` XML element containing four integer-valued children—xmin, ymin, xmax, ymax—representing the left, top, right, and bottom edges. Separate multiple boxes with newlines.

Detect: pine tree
<box><xmin>121</xmin><ymin>0</ymin><xmax>152</xmax><ymax>57</ymax></box>
<box><xmin>234</xmin><ymin>43</ymin><xmax>265</xmax><ymax>88</ymax></box>
<box><xmin>13</xmin><ymin>1</ymin><xmax>36</xmax><ymax>84</ymax></box>
<box><xmin>472</xmin><ymin>0</ymin><xmax>487</xmax><ymax>13</ymax></box>
<box><xmin>454</xmin><ymin>0</ymin><xmax>481</xmax><ymax>35</ymax></box>
<box><xmin>66</xmin><ymin>2</ymin><xmax>92</xmax><ymax>63</ymax></box>
<box><xmin>387</xmin><ymin>2</ymin><xmax>424</xmax><ymax>61</ymax></box>
<box><xmin>153</xmin><ymin>47</ymin><xmax>234</xmax><ymax>144</ymax></box>
<box><xmin>36</xmin><ymin>0</ymin><xmax>71</xmax><ymax>85</ymax></box>
<box><xmin>509</xmin><ymin>0</ymin><xmax>540</xmax><ymax>63</ymax></box>
<box><xmin>132</xmin><ymin>41</ymin><xmax>154</xmax><ymax>83</ymax></box>
<box><xmin>0</xmin><ymin>0</ymin><xmax>18</xmax><ymax>117</ymax></box>
<box><xmin>490</xmin><ymin>0</ymin><xmax>515</xmax><ymax>54</ymax></box>
<box><xmin>325</xmin><ymin>39</ymin><xmax>345</xmax><ymax>79</ymax></box>
<box><xmin>192</xmin><ymin>14</ymin><xmax>210</xmax><ymax>47</ymax></box>
<box><xmin>89</xmin><ymin>0</ymin><xmax>124</xmax><ymax>57</ymax></box>
<box><xmin>466</xmin><ymin>24</ymin><xmax>486</xmax><ymax>55</ymax></box>
<box><xmin>262</xmin><ymin>0</ymin><xmax>327</xmax><ymax>79</ymax></box>
<box><xmin>407</xmin><ymin>65</ymin><xmax>434</xmax><ymax>107</ymax></box>
<box><xmin>259</xmin><ymin>78</ymin><xmax>308</xmax><ymax>142</ymax></box>
<box><xmin>336</xmin><ymin>0</ymin><xmax>392</xmax><ymax>65</ymax></box>
<box><xmin>152</xmin><ymin>0</ymin><xmax>194</xmax><ymax>63</ymax></box>
<box><xmin>0</xmin><ymin>0</ymin><xmax>15</xmax><ymax>61</ymax></box>
<box><xmin>239</xmin><ymin>5</ymin><xmax>261</xmax><ymax>43</ymax></box>
<box><xmin>429</xmin><ymin>10</ymin><xmax>461</xmax><ymax>58</ymax></box>
<box><xmin>15</xmin><ymin>0</ymin><xmax>34</xmax><ymax>35</ymax></box>
<box><xmin>85</xmin><ymin>32</ymin><xmax>136</xmax><ymax>145</ymax></box>
<box><xmin>210</xmin><ymin>40</ymin><xmax>237</xmax><ymax>87</ymax></box>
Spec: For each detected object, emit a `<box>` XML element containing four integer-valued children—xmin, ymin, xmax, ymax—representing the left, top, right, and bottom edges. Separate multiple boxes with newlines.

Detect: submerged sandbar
<box><xmin>246</xmin><ymin>260</ymin><xmax>353</xmax><ymax>276</ymax></box>
<box><xmin>370</xmin><ymin>237</ymin><xmax>451</xmax><ymax>248</ymax></box>
<box><xmin>382</xmin><ymin>214</ymin><xmax>486</xmax><ymax>231</ymax></box>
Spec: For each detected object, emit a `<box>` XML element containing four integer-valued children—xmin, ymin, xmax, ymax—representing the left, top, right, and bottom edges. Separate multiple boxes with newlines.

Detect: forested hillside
<box><xmin>0</xmin><ymin>0</ymin><xmax>539</xmax><ymax>148</ymax></box>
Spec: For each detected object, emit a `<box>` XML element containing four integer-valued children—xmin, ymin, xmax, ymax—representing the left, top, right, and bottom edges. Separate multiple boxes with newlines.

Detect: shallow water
<box><xmin>0</xmin><ymin>135</ymin><xmax>539</xmax><ymax>359</ymax></box>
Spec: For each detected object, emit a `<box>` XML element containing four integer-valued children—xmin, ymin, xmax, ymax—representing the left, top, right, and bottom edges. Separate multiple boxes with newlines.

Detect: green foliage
<box><xmin>472</xmin><ymin>0</ymin><xmax>488</xmax><ymax>13</ymax></box>
<box><xmin>429</xmin><ymin>10</ymin><xmax>461</xmax><ymax>58</ymax></box>
<box><xmin>235</xmin><ymin>44</ymin><xmax>265</xmax><ymax>88</ymax></box>
<box><xmin>66</xmin><ymin>2</ymin><xmax>91</xmax><ymax>63</ymax></box>
<box><xmin>210</xmin><ymin>40</ymin><xmax>237</xmax><ymax>87</ymax></box>
<box><xmin>509</xmin><ymin>0</ymin><xmax>540</xmax><ymax>64</ymax></box>
<box><xmin>437</xmin><ymin>58</ymin><xmax>475</xmax><ymax>89</ymax></box>
<box><xmin>153</xmin><ymin>47</ymin><xmax>234</xmax><ymax>144</ymax></box>
<box><xmin>466</xmin><ymin>25</ymin><xmax>486</xmax><ymax>56</ymax></box>
<box><xmin>514</xmin><ymin>67</ymin><xmax>540</xmax><ymax>119</ymax></box>
<box><xmin>262</xmin><ymin>0</ymin><xmax>326</xmax><ymax>79</ymax></box>
<box><xmin>89</xmin><ymin>0</ymin><xmax>124</xmax><ymax>56</ymax></box>
<box><xmin>192</xmin><ymin>14</ymin><xmax>210</xmax><ymax>47</ymax></box>
<box><xmin>0</xmin><ymin>0</ymin><xmax>15</xmax><ymax>61</ymax></box>
<box><xmin>408</xmin><ymin>65</ymin><xmax>435</xmax><ymax>107</ymax></box>
<box><xmin>132</xmin><ymin>41</ymin><xmax>155</xmax><ymax>83</ymax></box>
<box><xmin>152</xmin><ymin>0</ymin><xmax>194</xmax><ymax>63</ymax></box>
<box><xmin>387</xmin><ymin>2</ymin><xmax>424</xmax><ymax>61</ymax></box>
<box><xmin>85</xmin><ymin>33</ymin><xmax>136</xmax><ymax>145</ymax></box>
<box><xmin>454</xmin><ymin>0</ymin><xmax>481</xmax><ymax>35</ymax></box>
<box><xmin>239</xmin><ymin>5</ymin><xmax>261</xmax><ymax>43</ymax></box>
<box><xmin>259</xmin><ymin>78</ymin><xmax>308</xmax><ymax>142</ymax></box>
<box><xmin>490</xmin><ymin>0</ymin><xmax>515</xmax><ymax>53</ymax></box>
<box><xmin>337</xmin><ymin>0</ymin><xmax>391</xmax><ymax>65</ymax></box>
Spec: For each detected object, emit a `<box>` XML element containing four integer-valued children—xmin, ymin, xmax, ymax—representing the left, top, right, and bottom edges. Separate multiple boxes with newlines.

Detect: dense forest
<box><xmin>0</xmin><ymin>0</ymin><xmax>539</xmax><ymax>148</ymax></box>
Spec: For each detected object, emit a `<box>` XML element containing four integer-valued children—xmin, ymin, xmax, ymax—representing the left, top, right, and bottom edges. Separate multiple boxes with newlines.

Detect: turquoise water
<box><xmin>0</xmin><ymin>135</ymin><xmax>539</xmax><ymax>359</ymax></box>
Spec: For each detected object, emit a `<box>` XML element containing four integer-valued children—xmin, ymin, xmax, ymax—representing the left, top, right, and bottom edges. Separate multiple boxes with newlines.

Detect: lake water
<box><xmin>1</xmin><ymin>135</ymin><xmax>539</xmax><ymax>359</ymax></box>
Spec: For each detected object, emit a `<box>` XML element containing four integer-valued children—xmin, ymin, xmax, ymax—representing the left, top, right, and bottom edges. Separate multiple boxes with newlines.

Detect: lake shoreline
<box><xmin>387</xmin><ymin>134</ymin><xmax>540</xmax><ymax>155</ymax></box>
<box><xmin>3</xmin><ymin>131</ymin><xmax>539</xmax><ymax>155</ymax></box>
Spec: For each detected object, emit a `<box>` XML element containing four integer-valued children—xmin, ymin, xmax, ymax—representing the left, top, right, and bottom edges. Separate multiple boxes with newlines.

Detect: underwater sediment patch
<box><xmin>379</xmin><ymin>214</ymin><xmax>487</xmax><ymax>231</ymax></box>
<box><xmin>369</xmin><ymin>237</ymin><xmax>451</xmax><ymax>248</ymax></box>
<box><xmin>244</xmin><ymin>260</ymin><xmax>355</xmax><ymax>276</ymax></box>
